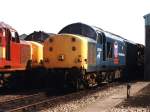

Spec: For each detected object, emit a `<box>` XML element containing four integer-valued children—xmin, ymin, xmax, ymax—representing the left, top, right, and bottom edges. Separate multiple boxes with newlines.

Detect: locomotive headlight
<box><xmin>84</xmin><ymin>59</ymin><xmax>87</xmax><ymax>63</ymax></box>
<box><xmin>58</xmin><ymin>54</ymin><xmax>65</xmax><ymax>61</ymax></box>
<box><xmin>75</xmin><ymin>55</ymin><xmax>82</xmax><ymax>63</ymax></box>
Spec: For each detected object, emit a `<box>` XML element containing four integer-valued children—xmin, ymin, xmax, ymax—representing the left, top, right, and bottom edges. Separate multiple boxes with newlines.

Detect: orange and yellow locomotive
<box><xmin>0</xmin><ymin>22</ymin><xmax>43</xmax><ymax>87</ymax></box>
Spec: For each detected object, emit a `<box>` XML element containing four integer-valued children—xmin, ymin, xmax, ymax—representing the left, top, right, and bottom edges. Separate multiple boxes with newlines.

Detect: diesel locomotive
<box><xmin>43</xmin><ymin>23</ymin><xmax>144</xmax><ymax>90</ymax></box>
<box><xmin>0</xmin><ymin>22</ymin><xmax>144</xmax><ymax>89</ymax></box>
<box><xmin>23</xmin><ymin>31</ymin><xmax>55</xmax><ymax>88</ymax></box>
<box><xmin>24</xmin><ymin>31</ymin><xmax>53</xmax><ymax>68</ymax></box>
<box><xmin>0</xmin><ymin>22</ymin><xmax>44</xmax><ymax>87</ymax></box>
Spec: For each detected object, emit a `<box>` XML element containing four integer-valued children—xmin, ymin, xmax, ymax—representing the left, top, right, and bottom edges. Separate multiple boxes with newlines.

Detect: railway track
<box><xmin>0</xmin><ymin>90</ymin><xmax>55</xmax><ymax>112</ymax></box>
<box><xmin>6</xmin><ymin>95</ymin><xmax>65</xmax><ymax>112</ymax></box>
<box><xmin>0</xmin><ymin>82</ymin><xmax>123</xmax><ymax>112</ymax></box>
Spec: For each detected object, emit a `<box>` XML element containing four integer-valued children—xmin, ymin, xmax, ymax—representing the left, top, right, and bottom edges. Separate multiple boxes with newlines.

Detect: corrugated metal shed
<box><xmin>19</xmin><ymin>34</ymin><xmax>27</xmax><ymax>40</ymax></box>
<box><xmin>24</xmin><ymin>31</ymin><xmax>54</xmax><ymax>43</ymax></box>
<box><xmin>144</xmin><ymin>13</ymin><xmax>150</xmax><ymax>80</ymax></box>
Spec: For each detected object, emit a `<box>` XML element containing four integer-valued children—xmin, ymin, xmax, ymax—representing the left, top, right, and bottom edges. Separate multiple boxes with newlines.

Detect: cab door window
<box><xmin>97</xmin><ymin>33</ymin><xmax>103</xmax><ymax>44</ymax></box>
<box><xmin>5</xmin><ymin>28</ymin><xmax>11</xmax><ymax>60</ymax></box>
<box><xmin>102</xmin><ymin>34</ymin><xmax>106</xmax><ymax>61</ymax></box>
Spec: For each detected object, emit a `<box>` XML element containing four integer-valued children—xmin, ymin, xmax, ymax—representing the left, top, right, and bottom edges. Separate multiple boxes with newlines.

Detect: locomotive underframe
<box><xmin>0</xmin><ymin>70</ymin><xmax>26</xmax><ymax>89</ymax></box>
<box><xmin>46</xmin><ymin>67</ymin><xmax>123</xmax><ymax>90</ymax></box>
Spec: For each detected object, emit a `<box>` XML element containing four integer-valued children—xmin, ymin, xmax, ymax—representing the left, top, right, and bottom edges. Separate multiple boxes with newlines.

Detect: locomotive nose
<box><xmin>43</xmin><ymin>34</ymin><xmax>88</xmax><ymax>69</ymax></box>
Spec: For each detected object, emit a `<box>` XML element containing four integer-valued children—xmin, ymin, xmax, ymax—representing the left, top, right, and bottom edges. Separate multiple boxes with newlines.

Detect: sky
<box><xmin>0</xmin><ymin>0</ymin><xmax>149</xmax><ymax>44</ymax></box>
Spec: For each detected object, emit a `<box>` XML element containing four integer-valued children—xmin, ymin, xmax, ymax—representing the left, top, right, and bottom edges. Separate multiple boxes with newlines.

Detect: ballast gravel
<box><xmin>41</xmin><ymin>82</ymin><xmax>149</xmax><ymax>112</ymax></box>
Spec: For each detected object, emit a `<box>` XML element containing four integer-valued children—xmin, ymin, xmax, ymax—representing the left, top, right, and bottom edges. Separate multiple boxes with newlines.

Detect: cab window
<box><xmin>0</xmin><ymin>29</ymin><xmax>2</xmax><ymax>46</ymax></box>
<box><xmin>11</xmin><ymin>32</ymin><xmax>15</xmax><ymax>42</ymax></box>
<box><xmin>2</xmin><ymin>29</ymin><xmax>5</xmax><ymax>37</ymax></box>
<box><xmin>5</xmin><ymin>28</ymin><xmax>11</xmax><ymax>44</ymax></box>
<box><xmin>11</xmin><ymin>31</ymin><xmax>20</xmax><ymax>43</ymax></box>
<box><xmin>102</xmin><ymin>35</ymin><xmax>106</xmax><ymax>61</ymax></box>
<box><xmin>97</xmin><ymin>33</ymin><xmax>103</xmax><ymax>44</ymax></box>
<box><xmin>0</xmin><ymin>38</ymin><xmax>2</xmax><ymax>47</ymax></box>
<box><xmin>15</xmin><ymin>32</ymin><xmax>20</xmax><ymax>43</ymax></box>
<box><xmin>0</xmin><ymin>28</ymin><xmax>3</xmax><ymax>35</ymax></box>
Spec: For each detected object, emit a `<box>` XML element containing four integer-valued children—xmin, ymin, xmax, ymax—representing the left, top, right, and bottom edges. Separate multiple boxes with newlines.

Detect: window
<box><xmin>11</xmin><ymin>31</ymin><xmax>15</xmax><ymax>42</ymax></box>
<box><xmin>0</xmin><ymin>38</ymin><xmax>2</xmax><ymax>46</ymax></box>
<box><xmin>2</xmin><ymin>29</ymin><xmax>5</xmax><ymax>37</ymax></box>
<box><xmin>15</xmin><ymin>32</ymin><xmax>20</xmax><ymax>43</ymax></box>
<box><xmin>97</xmin><ymin>33</ymin><xmax>102</xmax><ymax>44</ymax></box>
<box><xmin>0</xmin><ymin>29</ymin><xmax>2</xmax><ymax>46</ymax></box>
<box><xmin>107</xmin><ymin>42</ymin><xmax>113</xmax><ymax>59</ymax></box>
<box><xmin>0</xmin><ymin>28</ymin><xmax>2</xmax><ymax>35</ymax></box>
<box><xmin>103</xmin><ymin>36</ymin><xmax>106</xmax><ymax>61</ymax></box>
<box><xmin>10</xmin><ymin>31</ymin><xmax>20</xmax><ymax>43</ymax></box>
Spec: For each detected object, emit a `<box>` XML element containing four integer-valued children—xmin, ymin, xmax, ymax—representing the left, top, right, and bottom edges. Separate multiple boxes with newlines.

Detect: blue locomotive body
<box><xmin>59</xmin><ymin>23</ymin><xmax>126</xmax><ymax>73</ymax></box>
<box><xmin>95</xmin><ymin>31</ymin><xmax>126</xmax><ymax>71</ymax></box>
<box><xmin>42</xmin><ymin>22</ymin><xmax>143</xmax><ymax>89</ymax></box>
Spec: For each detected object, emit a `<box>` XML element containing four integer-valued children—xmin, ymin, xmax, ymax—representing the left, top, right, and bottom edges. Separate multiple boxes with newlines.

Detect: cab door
<box><xmin>4</xmin><ymin>28</ymin><xmax>21</xmax><ymax>68</ymax></box>
<box><xmin>10</xmin><ymin>31</ymin><xmax>21</xmax><ymax>67</ymax></box>
<box><xmin>0</xmin><ymin>28</ymin><xmax>5</xmax><ymax>67</ymax></box>
<box><xmin>5</xmin><ymin>29</ymin><xmax>11</xmax><ymax>61</ymax></box>
<box><xmin>96</xmin><ymin>32</ymin><xmax>103</xmax><ymax>67</ymax></box>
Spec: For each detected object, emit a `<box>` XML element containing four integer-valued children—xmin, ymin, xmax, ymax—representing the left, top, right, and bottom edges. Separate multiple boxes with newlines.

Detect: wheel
<box><xmin>75</xmin><ymin>78</ymin><xmax>85</xmax><ymax>90</ymax></box>
<box><xmin>108</xmin><ymin>72</ymin><xmax>114</xmax><ymax>83</ymax></box>
<box><xmin>2</xmin><ymin>73</ymin><xmax>14</xmax><ymax>89</ymax></box>
<box><xmin>72</xmin><ymin>69</ymin><xmax>87</xmax><ymax>91</ymax></box>
<box><xmin>26</xmin><ymin>60</ymin><xmax>32</xmax><ymax>70</ymax></box>
<box><xmin>114</xmin><ymin>70</ymin><xmax>122</xmax><ymax>80</ymax></box>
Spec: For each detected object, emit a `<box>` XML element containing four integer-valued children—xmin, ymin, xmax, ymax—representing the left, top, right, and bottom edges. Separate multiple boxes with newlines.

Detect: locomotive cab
<box><xmin>0</xmin><ymin>27</ymin><xmax>20</xmax><ymax>69</ymax></box>
<box><xmin>0</xmin><ymin>22</ymin><xmax>32</xmax><ymax>88</ymax></box>
<box><xmin>0</xmin><ymin>23</ymin><xmax>31</xmax><ymax>71</ymax></box>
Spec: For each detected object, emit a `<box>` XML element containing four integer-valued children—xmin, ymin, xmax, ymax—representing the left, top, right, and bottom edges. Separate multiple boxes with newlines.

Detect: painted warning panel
<box><xmin>114</xmin><ymin>41</ymin><xmax>119</xmax><ymax>64</ymax></box>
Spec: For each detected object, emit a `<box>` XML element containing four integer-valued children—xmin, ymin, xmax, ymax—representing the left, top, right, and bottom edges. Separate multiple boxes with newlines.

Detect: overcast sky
<box><xmin>0</xmin><ymin>0</ymin><xmax>149</xmax><ymax>44</ymax></box>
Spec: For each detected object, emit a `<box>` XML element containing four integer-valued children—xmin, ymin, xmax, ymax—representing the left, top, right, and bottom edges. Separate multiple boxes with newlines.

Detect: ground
<box><xmin>42</xmin><ymin>81</ymin><xmax>150</xmax><ymax>112</ymax></box>
<box><xmin>76</xmin><ymin>82</ymin><xmax>149</xmax><ymax>112</ymax></box>
<box><xmin>112</xmin><ymin>83</ymin><xmax>150</xmax><ymax>112</ymax></box>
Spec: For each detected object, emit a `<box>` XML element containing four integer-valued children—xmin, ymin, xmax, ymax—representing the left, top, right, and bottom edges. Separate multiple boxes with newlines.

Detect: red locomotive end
<box><xmin>0</xmin><ymin>22</ymin><xmax>31</xmax><ymax>72</ymax></box>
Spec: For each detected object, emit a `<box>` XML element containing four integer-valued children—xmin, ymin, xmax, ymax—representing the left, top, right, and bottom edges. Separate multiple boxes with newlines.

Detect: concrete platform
<box><xmin>115</xmin><ymin>83</ymin><xmax>150</xmax><ymax>110</ymax></box>
<box><xmin>77</xmin><ymin>82</ymin><xmax>150</xmax><ymax>112</ymax></box>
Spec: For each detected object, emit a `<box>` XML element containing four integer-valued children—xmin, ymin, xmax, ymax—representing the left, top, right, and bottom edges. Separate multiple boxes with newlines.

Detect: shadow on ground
<box><xmin>116</xmin><ymin>83</ymin><xmax>150</xmax><ymax>108</ymax></box>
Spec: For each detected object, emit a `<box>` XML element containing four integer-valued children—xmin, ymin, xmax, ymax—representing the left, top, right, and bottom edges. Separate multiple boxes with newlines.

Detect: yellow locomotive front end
<box><xmin>43</xmin><ymin>34</ymin><xmax>98</xmax><ymax>89</ymax></box>
<box><xmin>43</xmin><ymin>34</ymin><xmax>88</xmax><ymax>70</ymax></box>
